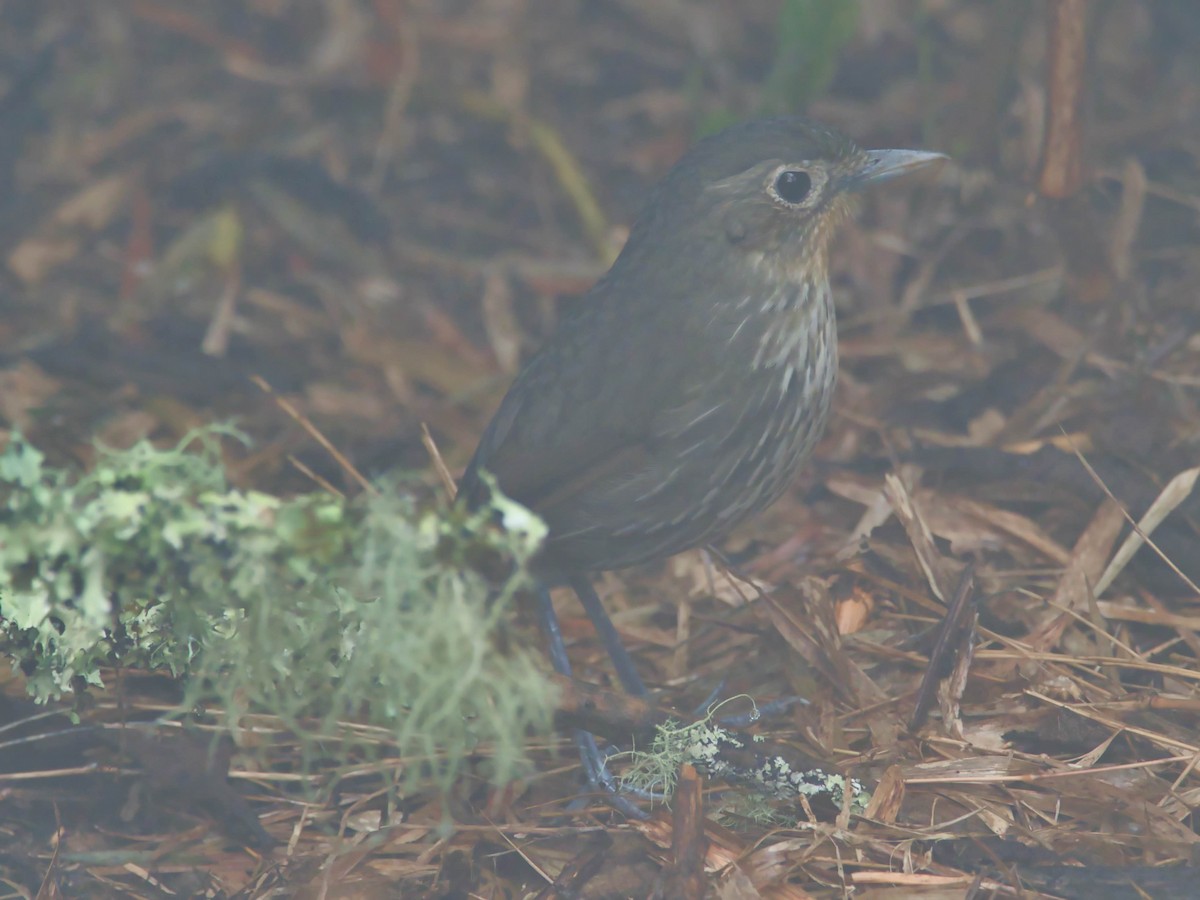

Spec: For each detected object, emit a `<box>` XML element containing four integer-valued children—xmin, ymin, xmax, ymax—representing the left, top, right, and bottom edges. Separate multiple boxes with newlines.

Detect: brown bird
<box><xmin>459</xmin><ymin>116</ymin><xmax>944</xmax><ymax>804</ymax></box>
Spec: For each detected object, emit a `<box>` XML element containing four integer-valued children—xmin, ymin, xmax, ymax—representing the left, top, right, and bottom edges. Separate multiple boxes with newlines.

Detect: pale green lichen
<box><xmin>0</xmin><ymin>427</ymin><xmax>556</xmax><ymax>793</ymax></box>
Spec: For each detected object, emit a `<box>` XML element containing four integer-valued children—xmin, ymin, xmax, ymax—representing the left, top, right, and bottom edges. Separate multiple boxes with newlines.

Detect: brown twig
<box><xmin>654</xmin><ymin>764</ymin><xmax>707</xmax><ymax>900</ymax></box>
<box><xmin>420</xmin><ymin>422</ymin><xmax>458</xmax><ymax>500</ymax></box>
<box><xmin>1037</xmin><ymin>0</ymin><xmax>1088</xmax><ymax>199</ymax></box>
<box><xmin>251</xmin><ymin>375</ymin><xmax>376</xmax><ymax>496</ymax></box>
<box><xmin>910</xmin><ymin>562</ymin><xmax>977</xmax><ymax>731</ymax></box>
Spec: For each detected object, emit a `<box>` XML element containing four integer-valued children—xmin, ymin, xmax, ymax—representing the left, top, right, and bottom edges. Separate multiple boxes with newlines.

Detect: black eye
<box><xmin>774</xmin><ymin>169</ymin><xmax>812</xmax><ymax>204</ymax></box>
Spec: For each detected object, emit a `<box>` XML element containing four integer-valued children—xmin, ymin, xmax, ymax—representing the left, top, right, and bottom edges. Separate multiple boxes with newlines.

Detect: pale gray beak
<box><xmin>849</xmin><ymin>149</ymin><xmax>948</xmax><ymax>190</ymax></box>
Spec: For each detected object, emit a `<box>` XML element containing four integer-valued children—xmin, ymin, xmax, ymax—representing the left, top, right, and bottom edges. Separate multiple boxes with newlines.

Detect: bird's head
<box><xmin>618</xmin><ymin>117</ymin><xmax>946</xmax><ymax>288</ymax></box>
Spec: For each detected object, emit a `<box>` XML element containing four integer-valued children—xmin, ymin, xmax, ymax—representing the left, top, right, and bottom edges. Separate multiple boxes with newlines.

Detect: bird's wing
<box><xmin>459</xmin><ymin>293</ymin><xmax>686</xmax><ymax>518</ymax></box>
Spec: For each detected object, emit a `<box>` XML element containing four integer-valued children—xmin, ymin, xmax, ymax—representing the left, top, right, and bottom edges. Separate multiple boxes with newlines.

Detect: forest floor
<box><xmin>1</xmin><ymin>2</ymin><xmax>1200</xmax><ymax>897</ymax></box>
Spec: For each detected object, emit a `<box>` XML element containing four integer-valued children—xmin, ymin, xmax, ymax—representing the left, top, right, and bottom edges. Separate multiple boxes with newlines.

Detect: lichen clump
<box><xmin>0</xmin><ymin>427</ymin><xmax>556</xmax><ymax>790</ymax></box>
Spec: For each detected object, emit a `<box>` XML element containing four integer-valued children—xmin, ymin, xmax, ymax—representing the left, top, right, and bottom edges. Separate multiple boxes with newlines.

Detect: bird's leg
<box><xmin>535</xmin><ymin>582</ymin><xmax>575</xmax><ymax>678</ymax></box>
<box><xmin>535</xmin><ymin>584</ymin><xmax>646</xmax><ymax>819</ymax></box>
<box><xmin>567</xmin><ymin>575</ymin><xmax>647</xmax><ymax>697</ymax></box>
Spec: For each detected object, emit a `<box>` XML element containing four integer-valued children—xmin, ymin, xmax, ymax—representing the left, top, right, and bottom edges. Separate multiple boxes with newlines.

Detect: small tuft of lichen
<box><xmin>615</xmin><ymin>695</ymin><xmax>871</xmax><ymax>820</ymax></box>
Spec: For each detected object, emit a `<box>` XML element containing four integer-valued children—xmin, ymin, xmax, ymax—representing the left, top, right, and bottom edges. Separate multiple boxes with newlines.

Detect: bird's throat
<box><xmin>749</xmin><ymin>275</ymin><xmax>835</xmax><ymax>375</ymax></box>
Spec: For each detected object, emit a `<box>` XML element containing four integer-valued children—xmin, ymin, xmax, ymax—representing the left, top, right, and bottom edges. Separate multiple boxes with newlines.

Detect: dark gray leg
<box><xmin>535</xmin><ymin>583</ymin><xmax>575</xmax><ymax>678</ymax></box>
<box><xmin>567</xmin><ymin>575</ymin><xmax>647</xmax><ymax>697</ymax></box>
<box><xmin>535</xmin><ymin>584</ymin><xmax>645</xmax><ymax>818</ymax></box>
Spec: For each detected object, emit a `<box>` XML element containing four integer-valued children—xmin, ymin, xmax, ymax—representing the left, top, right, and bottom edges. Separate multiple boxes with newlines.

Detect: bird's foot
<box><xmin>693</xmin><ymin>680</ymin><xmax>808</xmax><ymax>727</ymax></box>
<box><xmin>568</xmin><ymin>729</ymin><xmax>651</xmax><ymax>818</ymax></box>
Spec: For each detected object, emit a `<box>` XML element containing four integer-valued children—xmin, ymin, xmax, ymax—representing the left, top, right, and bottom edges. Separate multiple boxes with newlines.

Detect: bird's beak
<box><xmin>848</xmin><ymin>149</ymin><xmax>948</xmax><ymax>191</ymax></box>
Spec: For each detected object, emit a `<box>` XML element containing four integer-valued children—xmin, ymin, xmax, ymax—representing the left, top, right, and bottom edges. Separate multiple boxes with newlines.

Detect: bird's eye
<box><xmin>773</xmin><ymin>169</ymin><xmax>812</xmax><ymax>205</ymax></box>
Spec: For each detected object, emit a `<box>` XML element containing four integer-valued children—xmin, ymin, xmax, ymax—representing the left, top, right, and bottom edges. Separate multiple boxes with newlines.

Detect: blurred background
<box><xmin>3</xmin><ymin>1</ymin><xmax>1200</xmax><ymax>896</ymax></box>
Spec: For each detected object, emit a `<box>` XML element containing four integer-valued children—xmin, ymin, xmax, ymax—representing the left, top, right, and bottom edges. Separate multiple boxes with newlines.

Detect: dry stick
<box><xmin>655</xmin><ymin>764</ymin><xmax>707</xmax><ymax>900</ymax></box>
<box><xmin>1163</xmin><ymin>753</ymin><xmax>1200</xmax><ymax>807</ymax></box>
<box><xmin>882</xmin><ymin>472</ymin><xmax>953</xmax><ymax>604</ymax></box>
<box><xmin>420</xmin><ymin>422</ymin><xmax>458</xmax><ymax>500</ymax></box>
<box><xmin>286</xmin><ymin>454</ymin><xmax>344</xmax><ymax>499</ymax></box>
<box><xmin>491</xmin><ymin>818</ymin><xmax>553</xmax><ymax>891</ymax></box>
<box><xmin>1038</xmin><ymin>0</ymin><xmax>1088</xmax><ymax>199</ymax></box>
<box><xmin>1024</xmin><ymin>690</ymin><xmax>1200</xmax><ymax>756</ymax></box>
<box><xmin>1138</xmin><ymin>589</ymin><xmax>1200</xmax><ymax>662</ymax></box>
<box><xmin>903</xmin><ymin>753</ymin><xmax>1198</xmax><ymax>786</ymax></box>
<box><xmin>1062</xmin><ymin>431</ymin><xmax>1200</xmax><ymax>595</ymax></box>
<box><xmin>1109</xmin><ymin>157</ymin><xmax>1148</xmax><ymax>280</ymax></box>
<box><xmin>1037</xmin><ymin>0</ymin><xmax>1117</xmax><ymax>308</ymax></box>
<box><xmin>251</xmin><ymin>375</ymin><xmax>376</xmax><ymax>496</ymax></box>
<box><xmin>976</xmin><ymin>647</ymin><xmax>1200</xmax><ymax>685</ymax></box>
<box><xmin>532</xmin><ymin>837</ymin><xmax>611</xmax><ymax>900</ymax></box>
<box><xmin>861</xmin><ymin>764</ymin><xmax>905</xmax><ymax>824</ymax></box>
<box><xmin>910</xmin><ymin>562</ymin><xmax>977</xmax><ymax>731</ymax></box>
<box><xmin>1093</xmin><ymin>465</ymin><xmax>1200</xmax><ymax>597</ymax></box>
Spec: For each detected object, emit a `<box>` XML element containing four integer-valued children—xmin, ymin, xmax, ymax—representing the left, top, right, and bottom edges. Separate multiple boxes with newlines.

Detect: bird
<box><xmin>458</xmin><ymin>116</ymin><xmax>945</xmax><ymax>807</ymax></box>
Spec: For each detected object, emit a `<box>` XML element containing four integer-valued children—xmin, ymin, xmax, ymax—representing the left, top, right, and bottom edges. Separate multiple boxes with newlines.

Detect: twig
<box><xmin>655</xmin><ymin>764</ymin><xmax>707</xmax><ymax>900</ymax></box>
<box><xmin>910</xmin><ymin>562</ymin><xmax>977</xmax><ymax>731</ymax></box>
<box><xmin>420</xmin><ymin>422</ymin><xmax>458</xmax><ymax>500</ymax></box>
<box><xmin>1062</xmin><ymin>431</ymin><xmax>1200</xmax><ymax>595</ymax></box>
<box><xmin>1037</xmin><ymin>0</ymin><xmax>1088</xmax><ymax>198</ymax></box>
<box><xmin>251</xmin><ymin>374</ymin><xmax>376</xmax><ymax>496</ymax></box>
